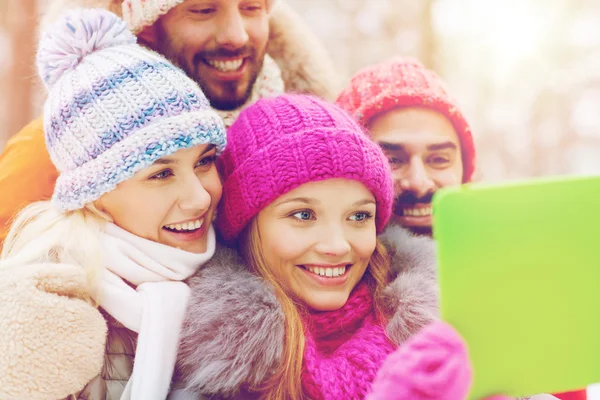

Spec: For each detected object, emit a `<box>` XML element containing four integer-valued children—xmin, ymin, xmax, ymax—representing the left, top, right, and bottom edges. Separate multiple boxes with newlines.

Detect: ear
<box><xmin>137</xmin><ymin>24</ymin><xmax>159</xmax><ymax>50</ymax></box>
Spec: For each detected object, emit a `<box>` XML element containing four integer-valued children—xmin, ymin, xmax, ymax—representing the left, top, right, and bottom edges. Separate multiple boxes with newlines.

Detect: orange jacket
<box><xmin>0</xmin><ymin>117</ymin><xmax>58</xmax><ymax>246</ymax></box>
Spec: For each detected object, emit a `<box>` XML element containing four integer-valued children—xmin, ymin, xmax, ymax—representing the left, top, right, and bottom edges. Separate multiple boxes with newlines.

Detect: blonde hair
<box><xmin>239</xmin><ymin>219</ymin><xmax>392</xmax><ymax>400</ymax></box>
<box><xmin>0</xmin><ymin>201</ymin><xmax>111</xmax><ymax>298</ymax></box>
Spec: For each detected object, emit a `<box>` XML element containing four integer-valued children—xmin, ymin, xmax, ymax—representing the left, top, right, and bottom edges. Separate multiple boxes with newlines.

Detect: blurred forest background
<box><xmin>1</xmin><ymin>0</ymin><xmax>600</xmax><ymax>182</ymax></box>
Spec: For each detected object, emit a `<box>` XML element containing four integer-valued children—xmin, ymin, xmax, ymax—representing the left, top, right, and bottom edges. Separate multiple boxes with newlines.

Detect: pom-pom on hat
<box><xmin>216</xmin><ymin>94</ymin><xmax>394</xmax><ymax>242</ymax></box>
<box><xmin>37</xmin><ymin>9</ymin><xmax>226</xmax><ymax>211</ymax></box>
<box><xmin>336</xmin><ymin>57</ymin><xmax>476</xmax><ymax>183</ymax></box>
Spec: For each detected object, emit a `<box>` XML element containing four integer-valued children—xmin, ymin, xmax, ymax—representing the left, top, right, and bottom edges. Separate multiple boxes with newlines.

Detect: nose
<box><xmin>314</xmin><ymin>223</ymin><xmax>351</xmax><ymax>257</ymax></box>
<box><xmin>399</xmin><ymin>157</ymin><xmax>435</xmax><ymax>198</ymax></box>
<box><xmin>178</xmin><ymin>176</ymin><xmax>212</xmax><ymax>213</ymax></box>
<box><xmin>216</xmin><ymin>9</ymin><xmax>249</xmax><ymax>49</ymax></box>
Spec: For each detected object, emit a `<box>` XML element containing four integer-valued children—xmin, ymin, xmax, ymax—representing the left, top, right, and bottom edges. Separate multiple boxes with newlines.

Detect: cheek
<box><xmin>262</xmin><ymin>226</ymin><xmax>308</xmax><ymax>266</ymax></box>
<box><xmin>246</xmin><ymin>17</ymin><xmax>269</xmax><ymax>50</ymax></box>
<box><xmin>200</xmin><ymin>170</ymin><xmax>223</xmax><ymax>208</ymax></box>
<box><xmin>164</xmin><ymin>20</ymin><xmax>212</xmax><ymax>56</ymax></box>
<box><xmin>434</xmin><ymin>165</ymin><xmax>463</xmax><ymax>187</ymax></box>
<box><xmin>107</xmin><ymin>194</ymin><xmax>172</xmax><ymax>240</ymax></box>
<box><xmin>351</xmin><ymin>231</ymin><xmax>377</xmax><ymax>262</ymax></box>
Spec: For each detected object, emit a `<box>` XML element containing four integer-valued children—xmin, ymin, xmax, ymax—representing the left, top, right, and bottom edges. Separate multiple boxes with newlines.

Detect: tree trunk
<box><xmin>0</xmin><ymin>0</ymin><xmax>38</xmax><ymax>149</ymax></box>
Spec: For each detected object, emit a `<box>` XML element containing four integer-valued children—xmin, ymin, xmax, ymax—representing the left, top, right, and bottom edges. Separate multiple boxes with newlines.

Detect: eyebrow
<box><xmin>273</xmin><ymin>197</ymin><xmax>317</xmax><ymax>207</ymax></box>
<box><xmin>354</xmin><ymin>199</ymin><xmax>376</xmax><ymax>207</ymax></box>
<box><xmin>273</xmin><ymin>197</ymin><xmax>375</xmax><ymax>208</ymax></box>
<box><xmin>427</xmin><ymin>142</ymin><xmax>458</xmax><ymax>151</ymax></box>
<box><xmin>378</xmin><ymin>142</ymin><xmax>405</xmax><ymax>152</ymax></box>
<box><xmin>153</xmin><ymin>144</ymin><xmax>216</xmax><ymax>165</ymax></box>
<box><xmin>378</xmin><ymin>141</ymin><xmax>458</xmax><ymax>152</ymax></box>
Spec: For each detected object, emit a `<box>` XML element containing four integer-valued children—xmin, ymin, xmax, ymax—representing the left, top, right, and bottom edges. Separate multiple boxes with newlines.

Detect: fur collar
<box><xmin>37</xmin><ymin>1</ymin><xmax>340</xmax><ymax>100</ymax></box>
<box><xmin>177</xmin><ymin>227</ymin><xmax>438</xmax><ymax>397</ymax></box>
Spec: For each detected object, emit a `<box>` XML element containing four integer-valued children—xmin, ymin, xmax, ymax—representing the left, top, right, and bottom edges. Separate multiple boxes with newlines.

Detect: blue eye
<box><xmin>291</xmin><ymin>210</ymin><xmax>314</xmax><ymax>221</ymax></box>
<box><xmin>150</xmin><ymin>169</ymin><xmax>173</xmax><ymax>180</ymax></box>
<box><xmin>195</xmin><ymin>155</ymin><xmax>216</xmax><ymax>168</ymax></box>
<box><xmin>349</xmin><ymin>212</ymin><xmax>373</xmax><ymax>222</ymax></box>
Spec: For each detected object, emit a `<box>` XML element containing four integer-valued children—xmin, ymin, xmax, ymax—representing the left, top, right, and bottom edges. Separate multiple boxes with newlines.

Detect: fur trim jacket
<box><xmin>0</xmin><ymin>226</ymin><xmax>436</xmax><ymax>400</ymax></box>
<box><xmin>38</xmin><ymin>0</ymin><xmax>341</xmax><ymax>101</ymax></box>
<box><xmin>176</xmin><ymin>226</ymin><xmax>439</xmax><ymax>398</ymax></box>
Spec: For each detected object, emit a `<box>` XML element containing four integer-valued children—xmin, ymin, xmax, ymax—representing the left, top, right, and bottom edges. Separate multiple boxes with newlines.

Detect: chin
<box><xmin>304</xmin><ymin>292</ymin><xmax>351</xmax><ymax>312</ymax></box>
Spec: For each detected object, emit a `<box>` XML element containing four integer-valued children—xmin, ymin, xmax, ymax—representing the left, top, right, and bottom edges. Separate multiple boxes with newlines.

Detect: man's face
<box><xmin>142</xmin><ymin>0</ymin><xmax>270</xmax><ymax>111</ymax></box>
<box><xmin>368</xmin><ymin>107</ymin><xmax>464</xmax><ymax>236</ymax></box>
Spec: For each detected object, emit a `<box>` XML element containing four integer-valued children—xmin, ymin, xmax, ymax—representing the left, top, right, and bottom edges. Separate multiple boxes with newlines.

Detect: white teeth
<box><xmin>306</xmin><ymin>266</ymin><xmax>347</xmax><ymax>278</ymax></box>
<box><xmin>165</xmin><ymin>219</ymin><xmax>203</xmax><ymax>232</ymax></box>
<box><xmin>207</xmin><ymin>58</ymin><xmax>243</xmax><ymax>72</ymax></box>
<box><xmin>403</xmin><ymin>207</ymin><xmax>432</xmax><ymax>217</ymax></box>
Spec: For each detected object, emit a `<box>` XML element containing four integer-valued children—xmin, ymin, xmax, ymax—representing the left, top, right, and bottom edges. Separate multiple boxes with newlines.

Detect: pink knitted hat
<box><xmin>217</xmin><ymin>94</ymin><xmax>394</xmax><ymax>242</ymax></box>
<box><xmin>122</xmin><ymin>0</ymin><xmax>278</xmax><ymax>34</ymax></box>
<box><xmin>336</xmin><ymin>57</ymin><xmax>476</xmax><ymax>183</ymax></box>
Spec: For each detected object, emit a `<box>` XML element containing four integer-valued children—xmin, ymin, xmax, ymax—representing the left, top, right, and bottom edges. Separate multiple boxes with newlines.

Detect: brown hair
<box><xmin>239</xmin><ymin>218</ymin><xmax>392</xmax><ymax>400</ymax></box>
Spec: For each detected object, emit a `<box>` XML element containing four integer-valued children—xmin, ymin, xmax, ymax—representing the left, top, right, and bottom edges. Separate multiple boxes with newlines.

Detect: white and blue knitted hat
<box><xmin>37</xmin><ymin>8</ymin><xmax>227</xmax><ymax>211</ymax></box>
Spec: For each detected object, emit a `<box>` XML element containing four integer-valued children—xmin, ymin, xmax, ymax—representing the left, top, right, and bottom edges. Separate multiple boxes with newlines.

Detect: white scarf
<box><xmin>93</xmin><ymin>223</ymin><xmax>216</xmax><ymax>400</ymax></box>
<box><xmin>215</xmin><ymin>54</ymin><xmax>285</xmax><ymax>128</ymax></box>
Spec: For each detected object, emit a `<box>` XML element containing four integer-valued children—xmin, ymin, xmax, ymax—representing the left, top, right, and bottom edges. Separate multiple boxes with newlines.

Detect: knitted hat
<box><xmin>122</xmin><ymin>0</ymin><xmax>278</xmax><ymax>34</ymax></box>
<box><xmin>216</xmin><ymin>94</ymin><xmax>394</xmax><ymax>242</ymax></box>
<box><xmin>37</xmin><ymin>9</ymin><xmax>227</xmax><ymax>211</ymax></box>
<box><xmin>336</xmin><ymin>57</ymin><xmax>476</xmax><ymax>183</ymax></box>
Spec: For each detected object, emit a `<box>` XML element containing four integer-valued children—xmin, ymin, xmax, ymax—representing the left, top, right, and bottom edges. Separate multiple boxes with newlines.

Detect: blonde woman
<box><xmin>0</xmin><ymin>9</ymin><xmax>281</xmax><ymax>400</ymax></box>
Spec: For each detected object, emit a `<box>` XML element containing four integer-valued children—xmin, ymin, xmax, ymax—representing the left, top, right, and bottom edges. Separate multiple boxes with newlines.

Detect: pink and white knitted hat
<box><xmin>336</xmin><ymin>57</ymin><xmax>476</xmax><ymax>183</ymax></box>
<box><xmin>216</xmin><ymin>94</ymin><xmax>394</xmax><ymax>242</ymax></box>
<box><xmin>122</xmin><ymin>0</ymin><xmax>278</xmax><ymax>34</ymax></box>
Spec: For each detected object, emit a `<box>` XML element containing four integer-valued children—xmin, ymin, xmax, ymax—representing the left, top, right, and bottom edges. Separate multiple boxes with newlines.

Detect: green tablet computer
<box><xmin>433</xmin><ymin>175</ymin><xmax>600</xmax><ymax>399</ymax></box>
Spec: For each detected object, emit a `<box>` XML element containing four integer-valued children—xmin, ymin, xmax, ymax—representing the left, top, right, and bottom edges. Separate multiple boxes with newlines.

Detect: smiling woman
<box><xmin>0</xmin><ymin>9</ymin><xmax>228</xmax><ymax>400</ymax></box>
<box><xmin>211</xmin><ymin>94</ymin><xmax>395</xmax><ymax>399</ymax></box>
<box><xmin>256</xmin><ymin>179</ymin><xmax>378</xmax><ymax>312</ymax></box>
<box><xmin>96</xmin><ymin>144</ymin><xmax>222</xmax><ymax>253</ymax></box>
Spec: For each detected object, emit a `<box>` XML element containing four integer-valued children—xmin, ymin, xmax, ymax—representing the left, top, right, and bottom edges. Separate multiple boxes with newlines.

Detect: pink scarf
<box><xmin>301</xmin><ymin>282</ymin><xmax>395</xmax><ymax>400</ymax></box>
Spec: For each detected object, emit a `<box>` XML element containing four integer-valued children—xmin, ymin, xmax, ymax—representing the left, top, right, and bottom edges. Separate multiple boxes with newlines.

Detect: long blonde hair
<box><xmin>239</xmin><ymin>218</ymin><xmax>392</xmax><ymax>400</ymax></box>
<box><xmin>0</xmin><ymin>201</ymin><xmax>110</xmax><ymax>299</ymax></box>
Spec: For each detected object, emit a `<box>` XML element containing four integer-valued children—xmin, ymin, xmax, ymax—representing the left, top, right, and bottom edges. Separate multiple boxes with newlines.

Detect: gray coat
<box><xmin>176</xmin><ymin>226</ymin><xmax>438</xmax><ymax>399</ymax></box>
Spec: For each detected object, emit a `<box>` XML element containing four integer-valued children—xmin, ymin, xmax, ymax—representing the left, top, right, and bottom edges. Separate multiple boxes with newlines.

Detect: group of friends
<box><xmin>0</xmin><ymin>1</ymin><xmax>585</xmax><ymax>399</ymax></box>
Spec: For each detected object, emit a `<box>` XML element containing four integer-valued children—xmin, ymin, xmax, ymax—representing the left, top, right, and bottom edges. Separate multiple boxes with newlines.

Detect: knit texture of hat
<box><xmin>336</xmin><ymin>57</ymin><xmax>476</xmax><ymax>183</ymax></box>
<box><xmin>217</xmin><ymin>94</ymin><xmax>394</xmax><ymax>242</ymax></box>
<box><xmin>37</xmin><ymin>8</ymin><xmax>227</xmax><ymax>211</ymax></box>
<box><xmin>122</xmin><ymin>0</ymin><xmax>278</xmax><ymax>34</ymax></box>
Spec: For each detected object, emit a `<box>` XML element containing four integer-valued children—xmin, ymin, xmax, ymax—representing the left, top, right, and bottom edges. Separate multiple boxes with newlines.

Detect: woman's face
<box><xmin>256</xmin><ymin>178</ymin><xmax>377</xmax><ymax>311</ymax></box>
<box><xmin>95</xmin><ymin>144</ymin><xmax>222</xmax><ymax>253</ymax></box>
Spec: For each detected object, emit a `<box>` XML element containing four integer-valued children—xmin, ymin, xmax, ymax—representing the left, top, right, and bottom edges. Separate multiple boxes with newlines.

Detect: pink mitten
<box><xmin>368</xmin><ymin>320</ymin><xmax>472</xmax><ymax>400</ymax></box>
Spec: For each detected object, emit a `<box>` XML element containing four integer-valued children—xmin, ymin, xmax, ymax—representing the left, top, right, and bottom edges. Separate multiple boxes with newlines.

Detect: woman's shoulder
<box><xmin>378</xmin><ymin>226</ymin><xmax>439</xmax><ymax>344</ymax></box>
<box><xmin>180</xmin><ymin>243</ymin><xmax>284</xmax><ymax>397</ymax></box>
<box><xmin>0</xmin><ymin>262</ymin><xmax>108</xmax><ymax>400</ymax></box>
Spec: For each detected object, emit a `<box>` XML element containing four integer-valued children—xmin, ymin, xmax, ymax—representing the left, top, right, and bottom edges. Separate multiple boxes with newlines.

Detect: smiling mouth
<box><xmin>400</xmin><ymin>205</ymin><xmax>432</xmax><ymax>217</ymax></box>
<box><xmin>163</xmin><ymin>218</ymin><xmax>204</xmax><ymax>233</ymax></box>
<box><xmin>299</xmin><ymin>264</ymin><xmax>350</xmax><ymax>278</ymax></box>
<box><xmin>204</xmin><ymin>57</ymin><xmax>245</xmax><ymax>73</ymax></box>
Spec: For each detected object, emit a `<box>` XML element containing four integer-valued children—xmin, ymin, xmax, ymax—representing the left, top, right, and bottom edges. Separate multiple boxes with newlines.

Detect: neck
<box><xmin>99</xmin><ymin>223</ymin><xmax>216</xmax><ymax>286</ymax></box>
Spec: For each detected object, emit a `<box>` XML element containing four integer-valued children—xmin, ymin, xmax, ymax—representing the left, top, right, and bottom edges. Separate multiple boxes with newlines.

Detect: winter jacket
<box><xmin>0</xmin><ymin>0</ymin><xmax>340</xmax><ymax>246</ymax></box>
<box><xmin>0</xmin><ymin>244</ymin><xmax>287</xmax><ymax>400</ymax></box>
<box><xmin>177</xmin><ymin>226</ymin><xmax>439</xmax><ymax>398</ymax></box>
